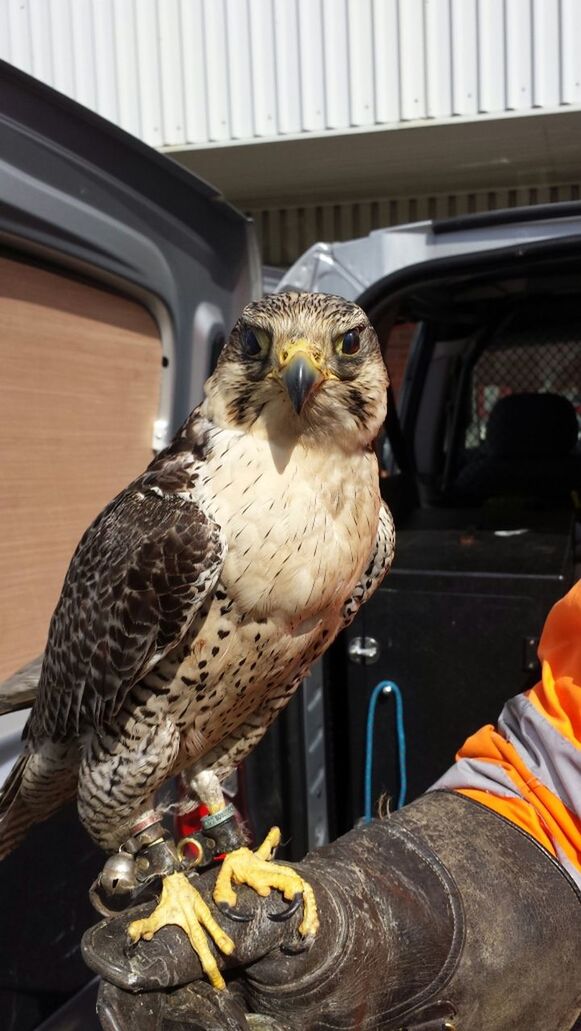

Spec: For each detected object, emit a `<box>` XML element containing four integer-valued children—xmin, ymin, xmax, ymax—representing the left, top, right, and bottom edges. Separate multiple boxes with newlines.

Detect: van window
<box><xmin>465</xmin><ymin>329</ymin><xmax>581</xmax><ymax>449</ymax></box>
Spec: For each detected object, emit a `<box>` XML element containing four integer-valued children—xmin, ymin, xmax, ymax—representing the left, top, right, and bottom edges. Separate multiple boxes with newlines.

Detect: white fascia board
<box><xmin>161</xmin><ymin>100</ymin><xmax>581</xmax><ymax>154</ymax></box>
<box><xmin>167</xmin><ymin>106</ymin><xmax>581</xmax><ymax>210</ymax></box>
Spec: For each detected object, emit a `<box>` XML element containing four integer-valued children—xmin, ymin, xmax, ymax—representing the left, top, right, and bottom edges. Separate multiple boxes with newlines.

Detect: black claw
<box><xmin>268</xmin><ymin>892</ymin><xmax>303</xmax><ymax>922</ymax></box>
<box><xmin>282</xmin><ymin>933</ymin><xmax>314</xmax><ymax>955</ymax></box>
<box><xmin>216</xmin><ymin>900</ymin><xmax>253</xmax><ymax>923</ymax></box>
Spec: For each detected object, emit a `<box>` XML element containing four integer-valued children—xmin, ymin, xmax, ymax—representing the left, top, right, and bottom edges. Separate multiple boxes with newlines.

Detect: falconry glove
<box><xmin>85</xmin><ymin>791</ymin><xmax>581</xmax><ymax>1031</ymax></box>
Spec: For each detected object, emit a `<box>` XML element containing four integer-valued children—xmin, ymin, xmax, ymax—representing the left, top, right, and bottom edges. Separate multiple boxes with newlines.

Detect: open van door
<box><xmin>0</xmin><ymin>59</ymin><xmax>260</xmax><ymax>1031</ymax></box>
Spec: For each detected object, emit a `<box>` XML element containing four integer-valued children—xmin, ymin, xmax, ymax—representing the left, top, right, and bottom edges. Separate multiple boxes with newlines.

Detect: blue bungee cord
<box><xmin>363</xmin><ymin>680</ymin><xmax>407</xmax><ymax>822</ymax></box>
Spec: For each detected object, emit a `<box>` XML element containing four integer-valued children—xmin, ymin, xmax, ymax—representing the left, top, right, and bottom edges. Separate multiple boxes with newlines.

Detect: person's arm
<box><xmin>432</xmin><ymin>581</ymin><xmax>581</xmax><ymax>888</ymax></box>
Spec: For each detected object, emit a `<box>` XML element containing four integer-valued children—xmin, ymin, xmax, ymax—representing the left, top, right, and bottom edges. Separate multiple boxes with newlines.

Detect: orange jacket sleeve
<box><xmin>432</xmin><ymin>579</ymin><xmax>581</xmax><ymax>887</ymax></box>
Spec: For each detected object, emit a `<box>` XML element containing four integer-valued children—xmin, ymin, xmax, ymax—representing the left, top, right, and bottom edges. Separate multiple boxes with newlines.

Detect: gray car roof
<box><xmin>279</xmin><ymin>204</ymin><xmax>581</xmax><ymax>302</ymax></box>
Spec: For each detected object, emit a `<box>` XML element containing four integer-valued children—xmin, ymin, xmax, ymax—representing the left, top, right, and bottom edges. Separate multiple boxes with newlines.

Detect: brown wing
<box><xmin>28</xmin><ymin>486</ymin><xmax>225</xmax><ymax>741</ymax></box>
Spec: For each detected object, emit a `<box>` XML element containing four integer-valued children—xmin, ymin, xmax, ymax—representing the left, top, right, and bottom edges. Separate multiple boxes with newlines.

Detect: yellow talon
<box><xmin>128</xmin><ymin>871</ymin><xmax>234</xmax><ymax>991</ymax></box>
<box><xmin>255</xmin><ymin>826</ymin><xmax>282</xmax><ymax>860</ymax></box>
<box><xmin>213</xmin><ymin>827</ymin><xmax>320</xmax><ymax>939</ymax></box>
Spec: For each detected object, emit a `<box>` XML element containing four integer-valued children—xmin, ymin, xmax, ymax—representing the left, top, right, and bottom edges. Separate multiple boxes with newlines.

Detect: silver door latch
<box><xmin>348</xmin><ymin>636</ymin><xmax>380</xmax><ymax>665</ymax></box>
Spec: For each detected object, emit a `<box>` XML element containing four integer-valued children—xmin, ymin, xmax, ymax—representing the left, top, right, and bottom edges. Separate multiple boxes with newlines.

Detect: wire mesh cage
<box><xmin>465</xmin><ymin>326</ymin><xmax>581</xmax><ymax>449</ymax></box>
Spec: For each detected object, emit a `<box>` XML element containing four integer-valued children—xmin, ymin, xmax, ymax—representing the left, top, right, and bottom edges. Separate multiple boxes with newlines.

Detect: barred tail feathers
<box><xmin>0</xmin><ymin>655</ymin><xmax>42</xmax><ymax>716</ymax></box>
<box><xmin>0</xmin><ymin>754</ymin><xmax>34</xmax><ymax>859</ymax></box>
<box><xmin>0</xmin><ymin>746</ymin><xmax>78</xmax><ymax>860</ymax></box>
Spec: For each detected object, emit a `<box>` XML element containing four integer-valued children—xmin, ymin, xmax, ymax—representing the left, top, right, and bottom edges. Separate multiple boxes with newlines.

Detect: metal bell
<box><xmin>99</xmin><ymin>851</ymin><xmax>137</xmax><ymax>895</ymax></box>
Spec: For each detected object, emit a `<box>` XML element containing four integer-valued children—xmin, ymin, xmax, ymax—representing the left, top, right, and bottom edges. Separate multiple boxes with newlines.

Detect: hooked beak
<box><xmin>278</xmin><ymin>341</ymin><xmax>324</xmax><ymax>414</ymax></box>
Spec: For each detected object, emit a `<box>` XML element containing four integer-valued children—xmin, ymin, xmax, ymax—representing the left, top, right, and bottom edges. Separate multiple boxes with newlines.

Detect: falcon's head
<box><xmin>205</xmin><ymin>292</ymin><xmax>388</xmax><ymax>449</ymax></box>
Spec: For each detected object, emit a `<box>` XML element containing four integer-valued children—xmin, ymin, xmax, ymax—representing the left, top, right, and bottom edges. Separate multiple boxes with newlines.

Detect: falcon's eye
<box><xmin>241</xmin><ymin>326</ymin><xmax>270</xmax><ymax>358</ymax></box>
<box><xmin>338</xmin><ymin>328</ymin><xmax>361</xmax><ymax>356</ymax></box>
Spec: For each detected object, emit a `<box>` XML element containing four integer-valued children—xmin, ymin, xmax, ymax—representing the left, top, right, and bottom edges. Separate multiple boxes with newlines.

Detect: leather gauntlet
<box><xmin>84</xmin><ymin>791</ymin><xmax>581</xmax><ymax>1031</ymax></box>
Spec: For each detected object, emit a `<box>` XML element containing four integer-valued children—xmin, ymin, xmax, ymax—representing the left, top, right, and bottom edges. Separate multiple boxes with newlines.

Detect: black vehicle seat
<box><xmin>452</xmin><ymin>393</ymin><xmax>581</xmax><ymax>504</ymax></box>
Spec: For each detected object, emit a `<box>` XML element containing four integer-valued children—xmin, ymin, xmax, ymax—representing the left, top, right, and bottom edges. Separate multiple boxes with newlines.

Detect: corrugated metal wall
<box><xmin>250</xmin><ymin>179</ymin><xmax>581</xmax><ymax>266</ymax></box>
<box><xmin>1</xmin><ymin>0</ymin><xmax>580</xmax><ymax>150</ymax></box>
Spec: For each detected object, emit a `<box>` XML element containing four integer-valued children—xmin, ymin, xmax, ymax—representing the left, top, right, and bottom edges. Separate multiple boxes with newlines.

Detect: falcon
<box><xmin>0</xmin><ymin>292</ymin><xmax>394</xmax><ymax>988</ymax></box>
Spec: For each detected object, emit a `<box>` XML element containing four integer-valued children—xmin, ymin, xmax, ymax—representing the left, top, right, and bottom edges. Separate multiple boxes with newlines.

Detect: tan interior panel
<box><xmin>0</xmin><ymin>256</ymin><xmax>162</xmax><ymax>680</ymax></box>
